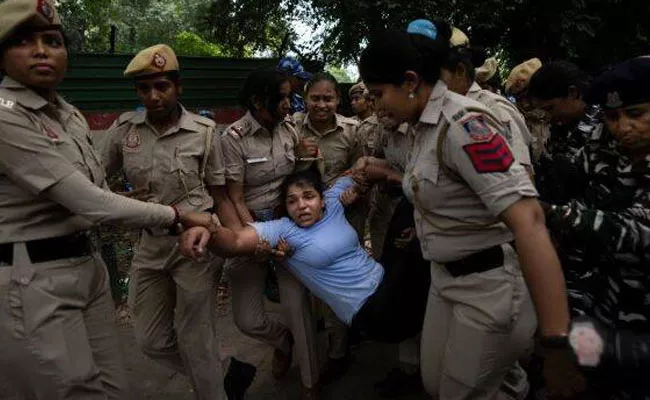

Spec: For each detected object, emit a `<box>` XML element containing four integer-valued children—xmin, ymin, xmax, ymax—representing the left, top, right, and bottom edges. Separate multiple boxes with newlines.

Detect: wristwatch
<box><xmin>539</xmin><ymin>334</ymin><xmax>569</xmax><ymax>349</ymax></box>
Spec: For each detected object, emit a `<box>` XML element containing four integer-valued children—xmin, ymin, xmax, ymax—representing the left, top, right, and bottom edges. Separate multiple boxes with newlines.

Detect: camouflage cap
<box><xmin>124</xmin><ymin>44</ymin><xmax>179</xmax><ymax>77</ymax></box>
<box><xmin>0</xmin><ymin>0</ymin><xmax>61</xmax><ymax>45</ymax></box>
<box><xmin>349</xmin><ymin>81</ymin><xmax>368</xmax><ymax>96</ymax></box>
<box><xmin>475</xmin><ymin>57</ymin><xmax>498</xmax><ymax>83</ymax></box>
<box><xmin>587</xmin><ymin>56</ymin><xmax>650</xmax><ymax>110</ymax></box>
<box><xmin>505</xmin><ymin>58</ymin><xmax>542</xmax><ymax>95</ymax></box>
<box><xmin>450</xmin><ymin>27</ymin><xmax>470</xmax><ymax>47</ymax></box>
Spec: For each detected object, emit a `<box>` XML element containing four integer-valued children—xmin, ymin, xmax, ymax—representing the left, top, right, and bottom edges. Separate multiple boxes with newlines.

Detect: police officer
<box><xmin>100</xmin><ymin>44</ymin><xmax>247</xmax><ymax>400</ymax></box>
<box><xmin>359</xmin><ymin>20</ymin><xmax>570</xmax><ymax>399</ymax></box>
<box><xmin>527</xmin><ymin>61</ymin><xmax>602</xmax><ymax>204</ymax></box>
<box><xmin>349</xmin><ymin>81</ymin><xmax>380</xmax><ymax>156</ymax></box>
<box><xmin>277</xmin><ymin>56</ymin><xmax>313</xmax><ymax>113</ymax></box>
<box><xmin>538</xmin><ymin>56</ymin><xmax>650</xmax><ymax>399</ymax></box>
<box><xmin>505</xmin><ymin>58</ymin><xmax>551</xmax><ymax>163</ymax></box>
<box><xmin>0</xmin><ymin>1</ymin><xmax>204</xmax><ymax>398</ymax></box>
<box><xmin>437</xmin><ymin>24</ymin><xmax>534</xmax><ymax>177</ymax></box>
<box><xmin>475</xmin><ymin>57</ymin><xmax>500</xmax><ymax>94</ymax></box>
<box><xmin>220</xmin><ymin>69</ymin><xmax>321</xmax><ymax>399</ymax></box>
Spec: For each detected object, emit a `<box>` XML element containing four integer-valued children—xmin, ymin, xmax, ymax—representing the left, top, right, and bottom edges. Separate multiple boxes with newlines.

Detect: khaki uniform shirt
<box><xmin>467</xmin><ymin>82</ymin><xmax>532</xmax><ymax>167</ymax></box>
<box><xmin>374</xmin><ymin>122</ymin><xmax>413</xmax><ymax>173</ymax></box>
<box><xmin>294</xmin><ymin>112</ymin><xmax>363</xmax><ymax>185</ymax></box>
<box><xmin>0</xmin><ymin>77</ymin><xmax>106</xmax><ymax>243</ymax></box>
<box><xmin>354</xmin><ymin>114</ymin><xmax>380</xmax><ymax>156</ymax></box>
<box><xmin>524</xmin><ymin>109</ymin><xmax>552</xmax><ymax>162</ymax></box>
<box><xmin>403</xmin><ymin>81</ymin><xmax>537</xmax><ymax>263</ymax></box>
<box><xmin>221</xmin><ymin>111</ymin><xmax>298</xmax><ymax>211</ymax></box>
<box><xmin>102</xmin><ymin>106</ymin><xmax>224</xmax><ymax>214</ymax></box>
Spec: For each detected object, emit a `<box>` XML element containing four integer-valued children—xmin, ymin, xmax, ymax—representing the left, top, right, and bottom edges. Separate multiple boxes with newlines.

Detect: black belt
<box><xmin>0</xmin><ymin>232</ymin><xmax>92</xmax><ymax>266</ymax></box>
<box><xmin>445</xmin><ymin>244</ymin><xmax>507</xmax><ymax>278</ymax></box>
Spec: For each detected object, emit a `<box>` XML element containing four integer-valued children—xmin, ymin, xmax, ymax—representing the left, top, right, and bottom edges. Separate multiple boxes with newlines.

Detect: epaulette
<box><xmin>192</xmin><ymin>114</ymin><xmax>216</xmax><ymax>128</ymax></box>
<box><xmin>339</xmin><ymin>115</ymin><xmax>359</xmax><ymax>127</ymax></box>
<box><xmin>222</xmin><ymin>118</ymin><xmax>251</xmax><ymax>139</ymax></box>
<box><xmin>116</xmin><ymin>111</ymin><xmax>138</xmax><ymax>125</ymax></box>
<box><xmin>282</xmin><ymin>114</ymin><xmax>296</xmax><ymax>127</ymax></box>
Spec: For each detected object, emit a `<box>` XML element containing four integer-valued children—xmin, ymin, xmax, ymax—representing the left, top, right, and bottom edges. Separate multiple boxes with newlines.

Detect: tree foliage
<box><xmin>294</xmin><ymin>0</ymin><xmax>650</xmax><ymax>73</ymax></box>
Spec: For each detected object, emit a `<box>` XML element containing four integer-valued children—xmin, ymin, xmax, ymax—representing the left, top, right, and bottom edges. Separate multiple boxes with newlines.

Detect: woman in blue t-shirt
<box><xmin>180</xmin><ymin>167</ymin><xmax>423</xmax><ymax>343</ymax></box>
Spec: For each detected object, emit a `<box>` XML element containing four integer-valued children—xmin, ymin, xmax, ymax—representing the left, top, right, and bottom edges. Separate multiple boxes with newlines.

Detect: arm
<box><xmin>209</xmin><ymin>185</ymin><xmax>243</xmax><ymax>229</ymax></box>
<box><xmin>226</xmin><ymin>180</ymin><xmax>254</xmax><ymax>226</ymax></box>
<box><xmin>501</xmin><ymin>198</ymin><xmax>570</xmax><ymax>337</ymax></box>
<box><xmin>546</xmin><ymin>199</ymin><xmax>650</xmax><ymax>260</ymax></box>
<box><xmin>45</xmin><ymin>170</ymin><xmax>176</xmax><ymax>229</ymax></box>
<box><xmin>180</xmin><ymin>225</ymin><xmax>263</xmax><ymax>259</ymax></box>
<box><xmin>99</xmin><ymin>121</ymin><xmax>124</xmax><ymax>178</ymax></box>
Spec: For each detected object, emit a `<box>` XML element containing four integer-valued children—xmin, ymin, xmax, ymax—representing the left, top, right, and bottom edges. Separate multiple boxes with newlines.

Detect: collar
<box><xmin>467</xmin><ymin>81</ymin><xmax>482</xmax><ymax>96</ymax></box>
<box><xmin>306</xmin><ymin>113</ymin><xmax>344</xmax><ymax>137</ymax></box>
<box><xmin>131</xmin><ymin>104</ymin><xmax>202</xmax><ymax>134</ymax></box>
<box><xmin>1</xmin><ymin>76</ymin><xmax>51</xmax><ymax>110</ymax></box>
<box><xmin>418</xmin><ymin>80</ymin><xmax>447</xmax><ymax>125</ymax></box>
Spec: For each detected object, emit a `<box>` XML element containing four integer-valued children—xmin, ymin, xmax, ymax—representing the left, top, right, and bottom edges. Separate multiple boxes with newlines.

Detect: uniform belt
<box><xmin>444</xmin><ymin>244</ymin><xmax>507</xmax><ymax>278</ymax></box>
<box><xmin>0</xmin><ymin>232</ymin><xmax>91</xmax><ymax>266</ymax></box>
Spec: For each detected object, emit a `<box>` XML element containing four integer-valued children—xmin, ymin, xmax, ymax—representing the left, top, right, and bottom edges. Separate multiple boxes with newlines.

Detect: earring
<box><xmin>408</xmin><ymin>92</ymin><xmax>415</xmax><ymax>99</ymax></box>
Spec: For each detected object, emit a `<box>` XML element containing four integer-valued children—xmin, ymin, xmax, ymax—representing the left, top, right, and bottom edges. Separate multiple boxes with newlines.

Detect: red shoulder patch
<box><xmin>463</xmin><ymin>134</ymin><xmax>514</xmax><ymax>173</ymax></box>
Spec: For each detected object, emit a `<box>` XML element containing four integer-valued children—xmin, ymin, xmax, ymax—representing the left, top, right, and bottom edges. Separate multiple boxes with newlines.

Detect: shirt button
<box><xmin>20</xmin><ymin>276</ymin><xmax>30</xmax><ymax>285</ymax></box>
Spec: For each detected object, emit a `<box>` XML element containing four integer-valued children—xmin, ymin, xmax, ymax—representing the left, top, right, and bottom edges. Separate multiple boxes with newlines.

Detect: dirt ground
<box><xmin>0</xmin><ymin>291</ymin><xmax>430</xmax><ymax>400</ymax></box>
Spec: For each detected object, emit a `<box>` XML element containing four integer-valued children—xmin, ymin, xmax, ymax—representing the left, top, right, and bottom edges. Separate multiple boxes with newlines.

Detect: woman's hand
<box><xmin>543</xmin><ymin>348</ymin><xmax>587</xmax><ymax>398</ymax></box>
<box><xmin>394</xmin><ymin>227</ymin><xmax>416</xmax><ymax>248</ymax></box>
<box><xmin>179</xmin><ymin>226</ymin><xmax>212</xmax><ymax>260</ymax></box>
<box><xmin>273</xmin><ymin>239</ymin><xmax>294</xmax><ymax>263</ymax></box>
<box><xmin>340</xmin><ymin>187</ymin><xmax>361</xmax><ymax>206</ymax></box>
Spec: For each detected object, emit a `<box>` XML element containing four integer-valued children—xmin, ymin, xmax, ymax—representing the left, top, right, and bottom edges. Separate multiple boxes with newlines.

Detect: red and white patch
<box><xmin>37</xmin><ymin>0</ymin><xmax>54</xmax><ymax>22</ymax></box>
<box><xmin>460</xmin><ymin>115</ymin><xmax>495</xmax><ymax>142</ymax></box>
<box><xmin>152</xmin><ymin>53</ymin><xmax>166</xmax><ymax>69</ymax></box>
<box><xmin>125</xmin><ymin>132</ymin><xmax>141</xmax><ymax>149</ymax></box>
<box><xmin>569</xmin><ymin>321</ymin><xmax>604</xmax><ymax>367</ymax></box>
<box><xmin>463</xmin><ymin>134</ymin><xmax>514</xmax><ymax>173</ymax></box>
<box><xmin>43</xmin><ymin>125</ymin><xmax>59</xmax><ymax>141</ymax></box>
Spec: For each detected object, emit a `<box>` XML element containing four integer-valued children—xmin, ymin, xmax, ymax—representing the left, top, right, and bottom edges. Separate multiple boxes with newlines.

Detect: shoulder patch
<box><xmin>224</xmin><ymin>119</ymin><xmax>251</xmax><ymax>139</ymax></box>
<box><xmin>340</xmin><ymin>115</ymin><xmax>359</xmax><ymax>126</ymax></box>
<box><xmin>463</xmin><ymin>134</ymin><xmax>514</xmax><ymax>173</ymax></box>
<box><xmin>458</xmin><ymin>114</ymin><xmax>496</xmax><ymax>142</ymax></box>
<box><xmin>0</xmin><ymin>96</ymin><xmax>15</xmax><ymax>110</ymax></box>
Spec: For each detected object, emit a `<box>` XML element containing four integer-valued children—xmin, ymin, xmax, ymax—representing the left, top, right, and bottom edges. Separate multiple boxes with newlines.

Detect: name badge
<box><xmin>246</xmin><ymin>157</ymin><xmax>268</xmax><ymax>164</ymax></box>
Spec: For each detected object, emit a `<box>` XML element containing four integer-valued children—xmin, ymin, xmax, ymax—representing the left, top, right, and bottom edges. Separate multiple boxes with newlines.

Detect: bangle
<box><xmin>168</xmin><ymin>206</ymin><xmax>182</xmax><ymax>236</ymax></box>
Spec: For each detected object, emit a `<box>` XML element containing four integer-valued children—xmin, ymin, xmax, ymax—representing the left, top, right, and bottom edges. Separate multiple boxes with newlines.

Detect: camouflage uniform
<box><xmin>534</xmin><ymin>105</ymin><xmax>602</xmax><ymax>204</ymax></box>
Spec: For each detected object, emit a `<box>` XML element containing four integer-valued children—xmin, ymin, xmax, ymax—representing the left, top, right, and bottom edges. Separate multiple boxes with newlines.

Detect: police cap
<box><xmin>124</xmin><ymin>44</ymin><xmax>179</xmax><ymax>78</ymax></box>
<box><xmin>0</xmin><ymin>0</ymin><xmax>61</xmax><ymax>46</ymax></box>
<box><xmin>588</xmin><ymin>56</ymin><xmax>650</xmax><ymax>110</ymax></box>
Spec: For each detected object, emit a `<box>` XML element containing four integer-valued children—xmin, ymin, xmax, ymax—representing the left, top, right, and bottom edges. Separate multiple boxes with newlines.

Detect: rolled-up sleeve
<box><xmin>204</xmin><ymin>127</ymin><xmax>226</xmax><ymax>186</ymax></box>
<box><xmin>221</xmin><ymin>132</ymin><xmax>245</xmax><ymax>183</ymax></box>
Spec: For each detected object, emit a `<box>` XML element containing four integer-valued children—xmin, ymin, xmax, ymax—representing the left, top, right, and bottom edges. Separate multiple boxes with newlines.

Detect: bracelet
<box><xmin>168</xmin><ymin>206</ymin><xmax>182</xmax><ymax>236</ymax></box>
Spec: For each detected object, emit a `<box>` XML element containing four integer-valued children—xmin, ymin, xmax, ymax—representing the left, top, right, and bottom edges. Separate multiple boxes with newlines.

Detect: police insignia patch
<box><xmin>0</xmin><ymin>97</ymin><xmax>15</xmax><ymax>109</ymax></box>
<box><xmin>125</xmin><ymin>132</ymin><xmax>141</xmax><ymax>149</ymax></box>
<box><xmin>460</xmin><ymin>115</ymin><xmax>494</xmax><ymax>141</ymax></box>
<box><xmin>43</xmin><ymin>125</ymin><xmax>59</xmax><ymax>140</ymax></box>
<box><xmin>152</xmin><ymin>53</ymin><xmax>166</xmax><ymax>69</ymax></box>
<box><xmin>606</xmin><ymin>91</ymin><xmax>623</xmax><ymax>109</ymax></box>
<box><xmin>463</xmin><ymin>134</ymin><xmax>514</xmax><ymax>173</ymax></box>
<box><xmin>37</xmin><ymin>0</ymin><xmax>54</xmax><ymax>22</ymax></box>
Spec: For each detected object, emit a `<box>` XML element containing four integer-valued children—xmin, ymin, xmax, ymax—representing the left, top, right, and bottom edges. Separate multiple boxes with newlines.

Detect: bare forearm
<box><xmin>516</xmin><ymin>223</ymin><xmax>570</xmax><ymax>336</ymax></box>
<box><xmin>210</xmin><ymin>187</ymin><xmax>243</xmax><ymax>229</ymax></box>
<box><xmin>207</xmin><ymin>226</ymin><xmax>247</xmax><ymax>257</ymax></box>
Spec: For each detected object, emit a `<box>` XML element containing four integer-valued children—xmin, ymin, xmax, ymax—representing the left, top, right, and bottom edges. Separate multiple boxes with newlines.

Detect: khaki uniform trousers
<box><xmin>128</xmin><ymin>232</ymin><xmax>224</xmax><ymax>400</ymax></box>
<box><xmin>421</xmin><ymin>244</ymin><xmax>536</xmax><ymax>400</ymax></box>
<box><xmin>0</xmin><ymin>242</ymin><xmax>129</xmax><ymax>400</ymax></box>
<box><xmin>227</xmin><ymin>256</ymin><xmax>320</xmax><ymax>388</ymax></box>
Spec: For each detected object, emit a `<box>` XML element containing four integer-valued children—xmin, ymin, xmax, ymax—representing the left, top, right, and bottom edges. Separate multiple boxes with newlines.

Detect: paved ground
<box><xmin>0</xmin><ymin>295</ymin><xmax>430</xmax><ymax>400</ymax></box>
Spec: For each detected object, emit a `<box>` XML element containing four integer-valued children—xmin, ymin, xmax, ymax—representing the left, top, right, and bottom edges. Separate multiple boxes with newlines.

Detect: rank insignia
<box><xmin>43</xmin><ymin>125</ymin><xmax>59</xmax><ymax>141</ymax></box>
<box><xmin>152</xmin><ymin>53</ymin><xmax>166</xmax><ymax>69</ymax></box>
<box><xmin>463</xmin><ymin>134</ymin><xmax>514</xmax><ymax>173</ymax></box>
<box><xmin>606</xmin><ymin>91</ymin><xmax>623</xmax><ymax>109</ymax></box>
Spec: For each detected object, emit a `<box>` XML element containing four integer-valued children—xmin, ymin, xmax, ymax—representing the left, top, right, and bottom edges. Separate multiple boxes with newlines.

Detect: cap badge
<box><xmin>37</xmin><ymin>0</ymin><xmax>54</xmax><ymax>22</ymax></box>
<box><xmin>152</xmin><ymin>53</ymin><xmax>167</xmax><ymax>69</ymax></box>
<box><xmin>606</xmin><ymin>91</ymin><xmax>623</xmax><ymax>109</ymax></box>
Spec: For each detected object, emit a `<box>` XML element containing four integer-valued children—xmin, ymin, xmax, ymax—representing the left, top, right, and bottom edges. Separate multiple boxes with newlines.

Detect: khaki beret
<box><xmin>505</xmin><ymin>58</ymin><xmax>542</xmax><ymax>95</ymax></box>
<box><xmin>475</xmin><ymin>57</ymin><xmax>498</xmax><ymax>83</ymax></box>
<box><xmin>0</xmin><ymin>0</ymin><xmax>61</xmax><ymax>45</ymax></box>
<box><xmin>450</xmin><ymin>27</ymin><xmax>470</xmax><ymax>47</ymax></box>
<box><xmin>124</xmin><ymin>44</ymin><xmax>179</xmax><ymax>77</ymax></box>
<box><xmin>349</xmin><ymin>82</ymin><xmax>368</xmax><ymax>96</ymax></box>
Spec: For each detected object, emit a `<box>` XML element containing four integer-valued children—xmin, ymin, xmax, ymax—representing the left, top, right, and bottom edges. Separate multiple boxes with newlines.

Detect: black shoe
<box><xmin>224</xmin><ymin>357</ymin><xmax>257</xmax><ymax>400</ymax></box>
<box><xmin>374</xmin><ymin>368</ymin><xmax>422</xmax><ymax>398</ymax></box>
<box><xmin>319</xmin><ymin>355</ymin><xmax>350</xmax><ymax>386</ymax></box>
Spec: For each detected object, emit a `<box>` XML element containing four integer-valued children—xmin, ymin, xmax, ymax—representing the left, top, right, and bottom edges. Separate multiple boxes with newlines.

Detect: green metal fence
<box><xmin>59</xmin><ymin>53</ymin><xmax>277</xmax><ymax>112</ymax></box>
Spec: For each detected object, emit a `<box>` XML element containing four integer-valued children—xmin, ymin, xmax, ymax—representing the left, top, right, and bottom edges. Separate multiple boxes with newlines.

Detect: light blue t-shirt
<box><xmin>251</xmin><ymin>177</ymin><xmax>384</xmax><ymax>324</ymax></box>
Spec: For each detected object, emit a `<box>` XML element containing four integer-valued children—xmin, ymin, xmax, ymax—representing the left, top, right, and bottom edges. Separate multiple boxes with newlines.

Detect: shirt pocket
<box><xmin>410</xmin><ymin>163</ymin><xmax>441</xmax><ymax>211</ymax></box>
<box><xmin>169</xmin><ymin>145</ymin><xmax>203</xmax><ymax>195</ymax></box>
<box><xmin>244</xmin><ymin>152</ymin><xmax>274</xmax><ymax>186</ymax></box>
